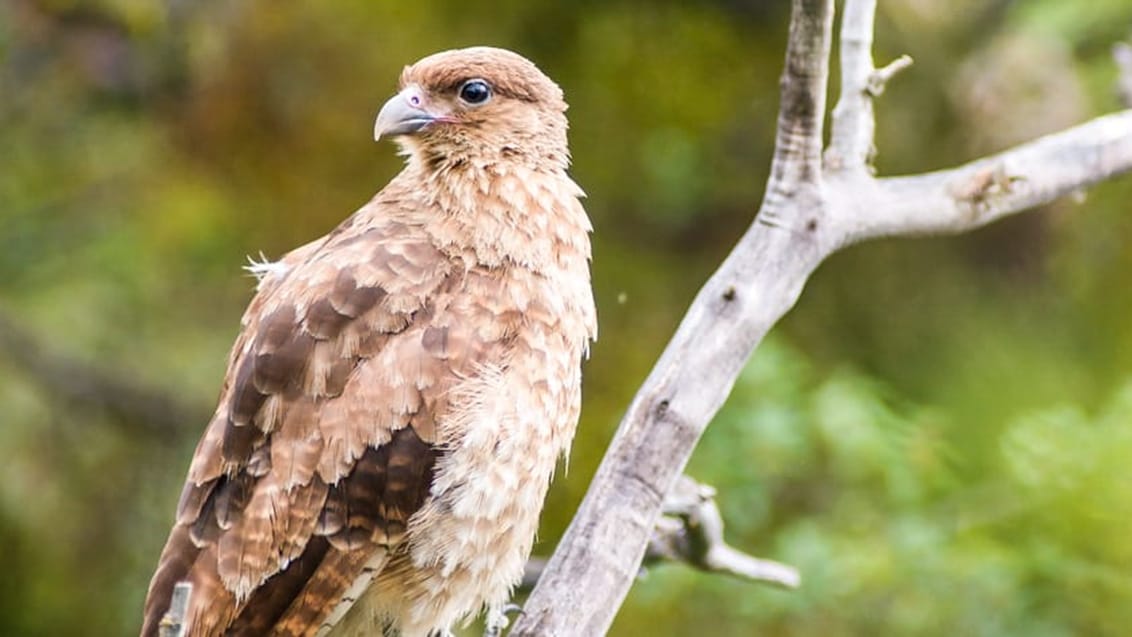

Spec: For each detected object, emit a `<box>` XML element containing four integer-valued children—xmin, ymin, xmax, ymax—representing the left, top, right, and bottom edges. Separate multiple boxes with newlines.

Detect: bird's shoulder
<box><xmin>185</xmin><ymin>208</ymin><xmax>459</xmax><ymax>481</ymax></box>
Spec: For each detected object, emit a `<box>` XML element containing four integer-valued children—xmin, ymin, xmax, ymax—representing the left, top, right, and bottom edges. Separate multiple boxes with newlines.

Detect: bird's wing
<box><xmin>142</xmin><ymin>211</ymin><xmax>486</xmax><ymax>637</ymax></box>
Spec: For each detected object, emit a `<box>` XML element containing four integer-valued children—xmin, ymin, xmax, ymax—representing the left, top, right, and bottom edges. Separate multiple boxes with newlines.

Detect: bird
<box><xmin>141</xmin><ymin>46</ymin><xmax>596</xmax><ymax>637</ymax></box>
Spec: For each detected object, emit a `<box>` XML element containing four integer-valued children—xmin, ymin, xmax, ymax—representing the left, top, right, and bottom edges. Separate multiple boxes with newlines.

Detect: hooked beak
<box><xmin>374</xmin><ymin>87</ymin><xmax>437</xmax><ymax>141</ymax></box>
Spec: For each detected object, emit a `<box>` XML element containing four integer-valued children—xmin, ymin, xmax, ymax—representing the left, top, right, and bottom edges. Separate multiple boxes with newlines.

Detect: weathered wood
<box><xmin>157</xmin><ymin>583</ymin><xmax>191</xmax><ymax>637</ymax></box>
<box><xmin>510</xmin><ymin>0</ymin><xmax>1132</xmax><ymax>635</ymax></box>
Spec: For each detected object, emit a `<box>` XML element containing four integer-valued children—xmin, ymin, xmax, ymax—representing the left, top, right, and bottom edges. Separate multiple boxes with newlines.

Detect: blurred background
<box><xmin>3</xmin><ymin>0</ymin><xmax>1132</xmax><ymax>635</ymax></box>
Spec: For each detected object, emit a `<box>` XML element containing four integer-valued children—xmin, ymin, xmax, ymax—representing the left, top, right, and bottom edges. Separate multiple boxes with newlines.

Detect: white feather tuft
<box><xmin>243</xmin><ymin>252</ymin><xmax>290</xmax><ymax>289</ymax></box>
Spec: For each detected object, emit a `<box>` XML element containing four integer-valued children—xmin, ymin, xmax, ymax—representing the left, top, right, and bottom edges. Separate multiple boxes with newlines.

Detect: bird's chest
<box><xmin>426</xmin><ymin>263</ymin><xmax>591</xmax><ymax>433</ymax></box>
<box><xmin>331</xmin><ymin>267</ymin><xmax>589</xmax><ymax>635</ymax></box>
<box><xmin>402</xmin><ymin>265</ymin><xmax>589</xmax><ymax>577</ymax></box>
<box><xmin>427</xmin><ymin>264</ymin><xmax>589</xmax><ymax>488</ymax></box>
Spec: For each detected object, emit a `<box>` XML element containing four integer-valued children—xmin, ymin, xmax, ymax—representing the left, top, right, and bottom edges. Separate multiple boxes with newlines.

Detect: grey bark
<box><xmin>509</xmin><ymin>1</ymin><xmax>1132</xmax><ymax>635</ymax></box>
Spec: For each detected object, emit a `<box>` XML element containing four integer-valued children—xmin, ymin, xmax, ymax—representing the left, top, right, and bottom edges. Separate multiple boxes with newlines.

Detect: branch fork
<box><xmin>511</xmin><ymin>1</ymin><xmax>1132</xmax><ymax>634</ymax></box>
<box><xmin>867</xmin><ymin>54</ymin><xmax>913</xmax><ymax>97</ymax></box>
<box><xmin>643</xmin><ymin>475</ymin><xmax>800</xmax><ymax>589</ymax></box>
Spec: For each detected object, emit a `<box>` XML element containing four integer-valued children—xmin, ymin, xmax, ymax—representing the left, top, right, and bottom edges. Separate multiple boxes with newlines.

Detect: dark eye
<box><xmin>458</xmin><ymin>79</ymin><xmax>492</xmax><ymax>105</ymax></box>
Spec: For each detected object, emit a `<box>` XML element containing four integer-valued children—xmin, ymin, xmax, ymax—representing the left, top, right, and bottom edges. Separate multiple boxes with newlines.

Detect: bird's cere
<box><xmin>374</xmin><ymin>86</ymin><xmax>438</xmax><ymax>140</ymax></box>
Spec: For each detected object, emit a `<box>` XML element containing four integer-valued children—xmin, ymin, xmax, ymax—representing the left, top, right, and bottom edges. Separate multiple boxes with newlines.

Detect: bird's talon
<box><xmin>502</xmin><ymin>602</ymin><xmax>523</xmax><ymax>617</ymax></box>
<box><xmin>483</xmin><ymin>604</ymin><xmax>516</xmax><ymax>637</ymax></box>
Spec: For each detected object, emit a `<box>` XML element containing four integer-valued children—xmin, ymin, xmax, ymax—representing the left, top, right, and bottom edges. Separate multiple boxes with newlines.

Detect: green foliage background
<box><xmin>2</xmin><ymin>0</ymin><xmax>1131</xmax><ymax>635</ymax></box>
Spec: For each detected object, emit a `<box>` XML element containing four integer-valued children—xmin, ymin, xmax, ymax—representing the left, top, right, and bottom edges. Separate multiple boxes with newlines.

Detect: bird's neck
<box><xmin>391</xmin><ymin>160</ymin><xmax>592</xmax><ymax>275</ymax></box>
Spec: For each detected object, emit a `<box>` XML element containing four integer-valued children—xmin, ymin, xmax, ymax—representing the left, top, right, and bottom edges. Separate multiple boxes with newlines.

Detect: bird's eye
<box><xmin>458</xmin><ymin>79</ymin><xmax>492</xmax><ymax>105</ymax></box>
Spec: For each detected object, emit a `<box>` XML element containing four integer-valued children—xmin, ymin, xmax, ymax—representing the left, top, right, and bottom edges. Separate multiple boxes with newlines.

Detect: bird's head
<box><xmin>374</xmin><ymin>47</ymin><xmax>570</xmax><ymax>169</ymax></box>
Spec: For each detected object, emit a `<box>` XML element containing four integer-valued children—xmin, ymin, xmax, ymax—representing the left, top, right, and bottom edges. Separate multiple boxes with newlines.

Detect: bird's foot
<box><xmin>483</xmin><ymin>603</ymin><xmax>523</xmax><ymax>637</ymax></box>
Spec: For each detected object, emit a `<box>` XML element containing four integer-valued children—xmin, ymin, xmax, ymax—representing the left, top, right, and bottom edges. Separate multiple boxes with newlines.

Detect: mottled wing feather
<box><xmin>225</xmin><ymin>536</ymin><xmax>332</xmax><ymax>636</ymax></box>
<box><xmin>270</xmin><ymin>545</ymin><xmax>386</xmax><ymax>637</ymax></box>
<box><xmin>142</xmin><ymin>214</ymin><xmax>461</xmax><ymax>637</ymax></box>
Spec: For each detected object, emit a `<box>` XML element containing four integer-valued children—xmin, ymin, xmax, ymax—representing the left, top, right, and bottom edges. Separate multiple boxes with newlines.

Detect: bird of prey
<box><xmin>141</xmin><ymin>46</ymin><xmax>596</xmax><ymax>637</ymax></box>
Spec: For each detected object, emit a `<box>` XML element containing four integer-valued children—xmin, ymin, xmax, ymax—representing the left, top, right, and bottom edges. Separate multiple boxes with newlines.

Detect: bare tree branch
<box><xmin>762</xmin><ymin>0</ymin><xmax>835</xmax><ymax>205</ymax></box>
<box><xmin>158</xmin><ymin>582</ymin><xmax>191</xmax><ymax>637</ymax></box>
<box><xmin>826</xmin><ymin>0</ymin><xmax>882</xmax><ymax>171</ymax></box>
<box><xmin>869</xmin><ymin>55</ymin><xmax>913</xmax><ymax>96</ymax></box>
<box><xmin>826</xmin><ymin>0</ymin><xmax>914</xmax><ymax>173</ymax></box>
<box><xmin>518</xmin><ymin>476</ymin><xmax>799</xmax><ymax>595</ymax></box>
<box><xmin>641</xmin><ymin>475</ymin><xmax>799</xmax><ymax>589</ymax></box>
<box><xmin>510</xmin><ymin>0</ymin><xmax>1132</xmax><ymax>634</ymax></box>
<box><xmin>840</xmin><ymin>112</ymin><xmax>1132</xmax><ymax>242</ymax></box>
<box><xmin>511</xmin><ymin>2</ymin><xmax>835</xmax><ymax>634</ymax></box>
<box><xmin>1115</xmin><ymin>41</ymin><xmax>1132</xmax><ymax>108</ymax></box>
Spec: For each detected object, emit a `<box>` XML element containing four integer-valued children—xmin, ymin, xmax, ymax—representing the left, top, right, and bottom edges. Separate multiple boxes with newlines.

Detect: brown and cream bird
<box><xmin>141</xmin><ymin>47</ymin><xmax>596</xmax><ymax>637</ymax></box>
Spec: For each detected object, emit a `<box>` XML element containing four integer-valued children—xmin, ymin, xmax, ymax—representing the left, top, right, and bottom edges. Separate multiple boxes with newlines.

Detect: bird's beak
<box><xmin>374</xmin><ymin>88</ymin><xmax>436</xmax><ymax>141</ymax></box>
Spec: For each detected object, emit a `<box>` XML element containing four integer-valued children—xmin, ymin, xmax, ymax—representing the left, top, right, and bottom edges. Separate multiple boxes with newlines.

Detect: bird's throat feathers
<box><xmin>379</xmin><ymin>158</ymin><xmax>593</xmax><ymax>274</ymax></box>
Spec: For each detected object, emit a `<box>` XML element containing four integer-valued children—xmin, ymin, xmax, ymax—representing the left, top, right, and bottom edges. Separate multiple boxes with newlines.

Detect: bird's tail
<box><xmin>275</xmin><ymin>545</ymin><xmax>390</xmax><ymax>637</ymax></box>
